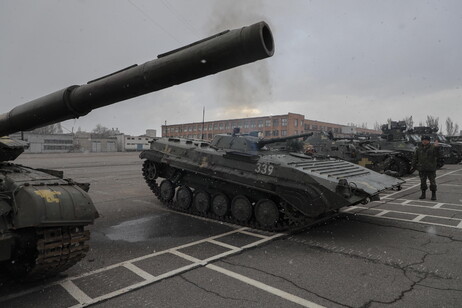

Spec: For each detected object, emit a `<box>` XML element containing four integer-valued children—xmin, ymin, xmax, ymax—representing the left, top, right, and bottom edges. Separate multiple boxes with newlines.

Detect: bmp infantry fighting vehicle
<box><xmin>306</xmin><ymin>132</ymin><xmax>411</xmax><ymax>177</ymax></box>
<box><xmin>372</xmin><ymin>121</ymin><xmax>416</xmax><ymax>174</ymax></box>
<box><xmin>446</xmin><ymin>135</ymin><xmax>462</xmax><ymax>163</ymax></box>
<box><xmin>140</xmin><ymin>129</ymin><xmax>403</xmax><ymax>231</ymax></box>
<box><xmin>0</xmin><ymin>21</ymin><xmax>274</xmax><ymax>279</ymax></box>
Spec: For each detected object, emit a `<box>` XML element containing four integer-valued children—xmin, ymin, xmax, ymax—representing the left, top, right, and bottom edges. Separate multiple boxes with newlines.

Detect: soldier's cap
<box><xmin>421</xmin><ymin>135</ymin><xmax>431</xmax><ymax>141</ymax></box>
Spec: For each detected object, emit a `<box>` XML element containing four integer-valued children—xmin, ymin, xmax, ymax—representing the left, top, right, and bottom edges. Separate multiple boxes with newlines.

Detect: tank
<box><xmin>0</xmin><ymin>21</ymin><xmax>275</xmax><ymax>279</ymax></box>
<box><xmin>140</xmin><ymin>130</ymin><xmax>404</xmax><ymax>231</ymax></box>
<box><xmin>446</xmin><ymin>135</ymin><xmax>462</xmax><ymax>163</ymax></box>
<box><xmin>371</xmin><ymin>121</ymin><xmax>416</xmax><ymax>174</ymax></box>
<box><xmin>306</xmin><ymin>131</ymin><xmax>411</xmax><ymax>177</ymax></box>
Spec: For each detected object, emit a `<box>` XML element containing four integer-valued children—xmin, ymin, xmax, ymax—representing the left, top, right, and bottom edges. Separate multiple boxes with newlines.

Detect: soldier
<box><xmin>412</xmin><ymin>135</ymin><xmax>440</xmax><ymax>200</ymax></box>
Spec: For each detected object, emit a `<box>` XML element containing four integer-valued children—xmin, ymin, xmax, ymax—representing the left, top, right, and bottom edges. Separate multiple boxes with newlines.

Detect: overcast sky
<box><xmin>1</xmin><ymin>0</ymin><xmax>461</xmax><ymax>135</ymax></box>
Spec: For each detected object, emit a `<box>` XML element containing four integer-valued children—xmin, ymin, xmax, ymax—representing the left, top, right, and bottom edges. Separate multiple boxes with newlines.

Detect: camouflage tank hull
<box><xmin>140</xmin><ymin>137</ymin><xmax>403</xmax><ymax>231</ymax></box>
<box><xmin>0</xmin><ymin>162</ymin><xmax>98</xmax><ymax>279</ymax></box>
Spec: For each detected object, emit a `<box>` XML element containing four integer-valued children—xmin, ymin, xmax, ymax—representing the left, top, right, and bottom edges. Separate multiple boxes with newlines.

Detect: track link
<box><xmin>5</xmin><ymin>226</ymin><xmax>90</xmax><ymax>280</ymax></box>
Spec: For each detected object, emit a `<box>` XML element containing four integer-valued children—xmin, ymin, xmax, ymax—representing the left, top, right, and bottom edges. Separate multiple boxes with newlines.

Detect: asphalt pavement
<box><xmin>1</xmin><ymin>152</ymin><xmax>461</xmax><ymax>308</ymax></box>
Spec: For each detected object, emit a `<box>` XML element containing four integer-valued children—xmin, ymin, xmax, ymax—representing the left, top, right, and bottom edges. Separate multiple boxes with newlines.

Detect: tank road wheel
<box><xmin>254</xmin><ymin>199</ymin><xmax>279</xmax><ymax>227</ymax></box>
<box><xmin>176</xmin><ymin>186</ymin><xmax>193</xmax><ymax>210</ymax></box>
<box><xmin>194</xmin><ymin>191</ymin><xmax>211</xmax><ymax>213</ymax></box>
<box><xmin>142</xmin><ymin>160</ymin><xmax>158</xmax><ymax>181</ymax></box>
<box><xmin>231</xmin><ymin>195</ymin><xmax>253</xmax><ymax>222</ymax></box>
<box><xmin>212</xmin><ymin>193</ymin><xmax>230</xmax><ymax>217</ymax></box>
<box><xmin>159</xmin><ymin>180</ymin><xmax>175</xmax><ymax>202</ymax></box>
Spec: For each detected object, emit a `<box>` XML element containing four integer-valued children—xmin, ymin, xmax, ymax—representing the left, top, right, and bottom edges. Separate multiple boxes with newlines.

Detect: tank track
<box><xmin>6</xmin><ymin>226</ymin><xmax>90</xmax><ymax>280</ymax></box>
<box><xmin>142</xmin><ymin>161</ymin><xmax>335</xmax><ymax>232</ymax></box>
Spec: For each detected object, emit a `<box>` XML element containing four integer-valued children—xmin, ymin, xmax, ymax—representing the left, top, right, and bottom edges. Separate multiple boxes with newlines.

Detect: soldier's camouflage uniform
<box><xmin>412</xmin><ymin>143</ymin><xmax>440</xmax><ymax>192</ymax></box>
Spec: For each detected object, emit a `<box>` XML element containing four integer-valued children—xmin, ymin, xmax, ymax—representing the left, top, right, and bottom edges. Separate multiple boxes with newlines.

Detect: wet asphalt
<box><xmin>1</xmin><ymin>152</ymin><xmax>461</xmax><ymax>308</ymax></box>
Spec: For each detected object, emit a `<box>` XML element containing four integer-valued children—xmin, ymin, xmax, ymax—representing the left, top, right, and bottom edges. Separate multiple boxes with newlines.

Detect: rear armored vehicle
<box><xmin>140</xmin><ymin>130</ymin><xmax>403</xmax><ymax>231</ymax></box>
<box><xmin>306</xmin><ymin>132</ymin><xmax>411</xmax><ymax>177</ymax></box>
<box><xmin>0</xmin><ymin>21</ymin><xmax>274</xmax><ymax>279</ymax></box>
<box><xmin>372</xmin><ymin>121</ymin><xmax>416</xmax><ymax>174</ymax></box>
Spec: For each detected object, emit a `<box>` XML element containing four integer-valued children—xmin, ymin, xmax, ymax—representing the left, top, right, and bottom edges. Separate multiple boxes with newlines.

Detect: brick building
<box><xmin>162</xmin><ymin>112</ymin><xmax>380</xmax><ymax>140</ymax></box>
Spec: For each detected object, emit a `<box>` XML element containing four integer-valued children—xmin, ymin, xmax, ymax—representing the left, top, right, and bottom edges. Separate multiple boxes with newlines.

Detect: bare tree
<box><xmin>446</xmin><ymin>117</ymin><xmax>460</xmax><ymax>136</ymax></box>
<box><xmin>402</xmin><ymin>116</ymin><xmax>413</xmax><ymax>129</ymax></box>
<box><xmin>373</xmin><ymin>121</ymin><xmax>381</xmax><ymax>131</ymax></box>
<box><xmin>426</xmin><ymin>115</ymin><xmax>439</xmax><ymax>131</ymax></box>
<box><xmin>92</xmin><ymin>124</ymin><xmax>111</xmax><ymax>137</ymax></box>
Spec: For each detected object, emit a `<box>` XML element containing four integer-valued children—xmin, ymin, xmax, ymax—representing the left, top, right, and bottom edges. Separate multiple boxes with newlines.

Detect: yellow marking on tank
<box><xmin>358</xmin><ymin>158</ymin><xmax>373</xmax><ymax>167</ymax></box>
<box><xmin>34</xmin><ymin>190</ymin><xmax>62</xmax><ymax>203</ymax></box>
<box><xmin>200</xmin><ymin>156</ymin><xmax>209</xmax><ymax>168</ymax></box>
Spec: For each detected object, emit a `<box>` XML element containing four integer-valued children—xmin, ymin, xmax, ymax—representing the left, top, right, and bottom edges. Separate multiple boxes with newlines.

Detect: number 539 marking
<box><xmin>255</xmin><ymin>162</ymin><xmax>274</xmax><ymax>175</ymax></box>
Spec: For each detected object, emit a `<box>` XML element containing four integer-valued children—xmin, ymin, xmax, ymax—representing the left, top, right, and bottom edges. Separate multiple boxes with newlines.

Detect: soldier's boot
<box><xmin>419</xmin><ymin>190</ymin><xmax>426</xmax><ymax>199</ymax></box>
<box><xmin>431</xmin><ymin>191</ymin><xmax>436</xmax><ymax>201</ymax></box>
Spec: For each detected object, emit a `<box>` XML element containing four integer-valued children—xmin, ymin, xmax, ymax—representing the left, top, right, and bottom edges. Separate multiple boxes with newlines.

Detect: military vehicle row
<box><xmin>305</xmin><ymin>131</ymin><xmax>412</xmax><ymax>177</ymax></box>
<box><xmin>0</xmin><ymin>21</ymin><xmax>275</xmax><ymax>279</ymax></box>
<box><xmin>140</xmin><ymin>130</ymin><xmax>404</xmax><ymax>231</ymax></box>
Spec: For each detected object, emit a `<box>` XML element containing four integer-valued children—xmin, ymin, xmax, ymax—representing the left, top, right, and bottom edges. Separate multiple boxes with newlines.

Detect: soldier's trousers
<box><xmin>419</xmin><ymin>171</ymin><xmax>437</xmax><ymax>191</ymax></box>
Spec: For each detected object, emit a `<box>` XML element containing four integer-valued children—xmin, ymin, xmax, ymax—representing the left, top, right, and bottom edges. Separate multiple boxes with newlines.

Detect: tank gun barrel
<box><xmin>0</xmin><ymin>21</ymin><xmax>274</xmax><ymax>136</ymax></box>
<box><xmin>257</xmin><ymin>132</ymin><xmax>313</xmax><ymax>148</ymax></box>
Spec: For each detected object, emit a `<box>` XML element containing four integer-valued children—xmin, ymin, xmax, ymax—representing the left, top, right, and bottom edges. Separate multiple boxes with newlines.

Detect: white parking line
<box><xmin>0</xmin><ymin>227</ymin><xmax>284</xmax><ymax>307</ymax></box>
<box><xmin>346</xmin><ymin>205</ymin><xmax>462</xmax><ymax>229</ymax></box>
<box><xmin>207</xmin><ymin>264</ymin><xmax>325</xmax><ymax>308</ymax></box>
<box><xmin>61</xmin><ymin>280</ymin><xmax>92</xmax><ymax>305</ymax></box>
<box><xmin>385</xmin><ymin>167</ymin><xmax>462</xmax><ymax>198</ymax></box>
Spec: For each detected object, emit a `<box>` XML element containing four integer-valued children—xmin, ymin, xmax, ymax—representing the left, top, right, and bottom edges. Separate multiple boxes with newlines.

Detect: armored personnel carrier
<box><xmin>0</xmin><ymin>21</ymin><xmax>274</xmax><ymax>279</ymax></box>
<box><xmin>446</xmin><ymin>135</ymin><xmax>462</xmax><ymax>163</ymax></box>
<box><xmin>372</xmin><ymin>121</ymin><xmax>416</xmax><ymax>174</ymax></box>
<box><xmin>140</xmin><ymin>130</ymin><xmax>404</xmax><ymax>231</ymax></box>
<box><xmin>306</xmin><ymin>132</ymin><xmax>411</xmax><ymax>177</ymax></box>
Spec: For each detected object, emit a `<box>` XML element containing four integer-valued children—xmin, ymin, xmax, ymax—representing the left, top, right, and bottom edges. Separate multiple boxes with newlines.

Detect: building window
<box><xmin>265</xmin><ymin>119</ymin><xmax>271</xmax><ymax>127</ymax></box>
<box><xmin>273</xmin><ymin>119</ymin><xmax>279</xmax><ymax>127</ymax></box>
<box><xmin>334</xmin><ymin>128</ymin><xmax>340</xmax><ymax>133</ymax></box>
<box><xmin>208</xmin><ymin>133</ymin><xmax>213</xmax><ymax>139</ymax></box>
<box><xmin>251</xmin><ymin>121</ymin><xmax>256</xmax><ymax>128</ymax></box>
<box><xmin>213</xmin><ymin>123</ymin><xmax>218</xmax><ymax>130</ymax></box>
<box><xmin>281</xmin><ymin>130</ymin><xmax>287</xmax><ymax>136</ymax></box>
<box><xmin>272</xmin><ymin>130</ymin><xmax>279</xmax><ymax>136</ymax></box>
<box><xmin>208</xmin><ymin>124</ymin><xmax>212</xmax><ymax>130</ymax></box>
<box><xmin>244</xmin><ymin>121</ymin><xmax>249</xmax><ymax>128</ymax></box>
<box><xmin>304</xmin><ymin>124</ymin><xmax>310</xmax><ymax>130</ymax></box>
<box><xmin>281</xmin><ymin>118</ymin><xmax>288</xmax><ymax>126</ymax></box>
<box><xmin>294</xmin><ymin>119</ymin><xmax>298</xmax><ymax>127</ymax></box>
<box><xmin>44</xmin><ymin>139</ymin><xmax>73</xmax><ymax>144</ymax></box>
<box><xmin>258</xmin><ymin>120</ymin><xmax>263</xmax><ymax>128</ymax></box>
<box><xmin>265</xmin><ymin>131</ymin><xmax>271</xmax><ymax>137</ymax></box>
<box><xmin>225</xmin><ymin>122</ymin><xmax>229</xmax><ymax>129</ymax></box>
<box><xmin>219</xmin><ymin>122</ymin><xmax>224</xmax><ymax>130</ymax></box>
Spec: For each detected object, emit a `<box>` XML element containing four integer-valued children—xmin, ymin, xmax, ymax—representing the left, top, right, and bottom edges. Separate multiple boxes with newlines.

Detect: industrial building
<box><xmin>9</xmin><ymin>132</ymin><xmax>74</xmax><ymax>153</ymax></box>
<box><xmin>161</xmin><ymin>112</ymin><xmax>380</xmax><ymax>140</ymax></box>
